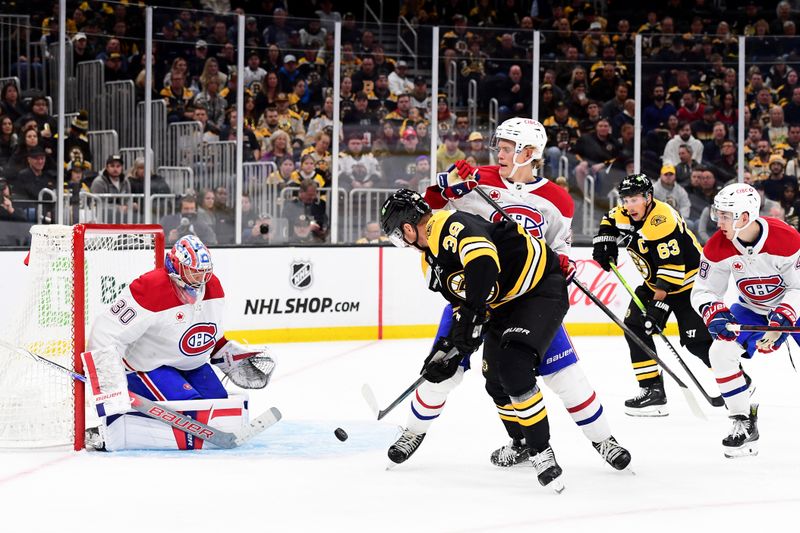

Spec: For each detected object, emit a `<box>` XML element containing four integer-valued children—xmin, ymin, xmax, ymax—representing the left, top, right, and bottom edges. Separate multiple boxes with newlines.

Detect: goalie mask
<box><xmin>166</xmin><ymin>235</ymin><xmax>213</xmax><ymax>303</ymax></box>
<box><xmin>489</xmin><ymin>118</ymin><xmax>547</xmax><ymax>178</ymax></box>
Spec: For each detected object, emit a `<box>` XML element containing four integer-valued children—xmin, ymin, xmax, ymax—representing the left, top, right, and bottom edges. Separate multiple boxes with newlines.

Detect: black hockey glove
<box><xmin>643</xmin><ymin>300</ymin><xmax>670</xmax><ymax>335</ymax></box>
<box><xmin>592</xmin><ymin>228</ymin><xmax>618</xmax><ymax>272</ymax></box>
<box><xmin>448</xmin><ymin>304</ymin><xmax>487</xmax><ymax>356</ymax></box>
<box><xmin>420</xmin><ymin>337</ymin><xmax>462</xmax><ymax>383</ymax></box>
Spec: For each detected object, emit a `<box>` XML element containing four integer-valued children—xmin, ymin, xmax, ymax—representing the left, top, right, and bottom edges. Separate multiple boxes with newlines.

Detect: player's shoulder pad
<box><xmin>641</xmin><ymin>200</ymin><xmax>680</xmax><ymax>241</ymax></box>
<box><xmin>762</xmin><ymin>217</ymin><xmax>800</xmax><ymax>257</ymax></box>
<box><xmin>203</xmin><ymin>274</ymin><xmax>224</xmax><ymax>301</ymax></box>
<box><xmin>475</xmin><ymin>165</ymin><xmax>503</xmax><ymax>188</ymax></box>
<box><xmin>532</xmin><ymin>179</ymin><xmax>575</xmax><ymax>218</ymax></box>
<box><xmin>129</xmin><ymin>269</ymin><xmax>183</xmax><ymax>312</ymax></box>
<box><xmin>606</xmin><ymin>206</ymin><xmax>628</xmax><ymax>225</ymax></box>
<box><xmin>425</xmin><ymin>210</ymin><xmax>454</xmax><ymax>256</ymax></box>
<box><xmin>703</xmin><ymin>230</ymin><xmax>738</xmax><ymax>262</ymax></box>
<box><xmin>424</xmin><ymin>185</ymin><xmax>448</xmax><ymax>209</ymax></box>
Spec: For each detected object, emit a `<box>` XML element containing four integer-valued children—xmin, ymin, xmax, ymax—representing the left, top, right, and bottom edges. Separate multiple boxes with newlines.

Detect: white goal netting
<box><xmin>0</xmin><ymin>225</ymin><xmax>162</xmax><ymax>449</ymax></box>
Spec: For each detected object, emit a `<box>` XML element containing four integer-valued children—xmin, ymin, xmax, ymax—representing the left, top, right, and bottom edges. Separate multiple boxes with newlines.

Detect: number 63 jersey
<box><xmin>87</xmin><ymin>269</ymin><xmax>226</xmax><ymax>372</ymax></box>
<box><xmin>691</xmin><ymin>217</ymin><xmax>800</xmax><ymax>315</ymax></box>
<box><xmin>600</xmin><ymin>199</ymin><xmax>703</xmax><ymax>295</ymax></box>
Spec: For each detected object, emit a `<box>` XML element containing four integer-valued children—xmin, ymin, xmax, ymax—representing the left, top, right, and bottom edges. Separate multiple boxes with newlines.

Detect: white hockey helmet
<box><xmin>711</xmin><ymin>183</ymin><xmax>760</xmax><ymax>237</ymax></box>
<box><xmin>489</xmin><ymin>117</ymin><xmax>547</xmax><ymax>178</ymax></box>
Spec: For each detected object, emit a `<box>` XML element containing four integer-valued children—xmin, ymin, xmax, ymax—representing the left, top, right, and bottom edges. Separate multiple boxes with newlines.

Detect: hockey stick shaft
<box><xmin>725</xmin><ymin>324</ymin><xmax>800</xmax><ymax>333</ymax></box>
<box><xmin>609</xmin><ymin>262</ymin><xmax>724</xmax><ymax>407</ymax></box>
<box><xmin>0</xmin><ymin>339</ymin><xmax>278</xmax><ymax>449</ymax></box>
<box><xmin>375</xmin><ymin>376</ymin><xmax>427</xmax><ymax>420</ymax></box>
<box><xmin>474</xmin><ymin>187</ymin><xmax>707</xmax><ymax>419</ymax></box>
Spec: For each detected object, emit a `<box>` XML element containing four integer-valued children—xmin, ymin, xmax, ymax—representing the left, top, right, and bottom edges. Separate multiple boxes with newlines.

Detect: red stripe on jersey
<box><xmin>716</xmin><ymin>370</ymin><xmax>743</xmax><ymax>384</ymax></box>
<box><xmin>702</xmin><ymin>230</ymin><xmax>739</xmax><ymax>262</ymax></box>
<box><xmin>477</xmin><ymin>165</ymin><xmax>575</xmax><ymax>218</ymax></box>
<box><xmin>567</xmin><ymin>391</ymin><xmax>597</xmax><ymax>413</ymax></box>
<box><xmin>415</xmin><ymin>389</ymin><xmax>446</xmax><ymax>410</ymax></box>
<box><xmin>761</xmin><ymin>217</ymin><xmax>800</xmax><ymax>257</ymax></box>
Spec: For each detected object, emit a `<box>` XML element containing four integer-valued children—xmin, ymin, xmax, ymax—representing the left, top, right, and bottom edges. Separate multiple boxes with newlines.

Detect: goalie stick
<box><xmin>0</xmin><ymin>339</ymin><xmax>281</xmax><ymax>449</ymax></box>
<box><xmin>609</xmin><ymin>262</ymin><xmax>725</xmax><ymax>407</ymax></box>
<box><xmin>472</xmin><ymin>186</ymin><xmax>708</xmax><ymax>420</ymax></box>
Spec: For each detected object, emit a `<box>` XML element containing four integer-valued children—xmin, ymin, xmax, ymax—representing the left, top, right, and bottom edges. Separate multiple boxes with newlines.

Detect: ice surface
<box><xmin>2</xmin><ymin>336</ymin><xmax>800</xmax><ymax>532</ymax></box>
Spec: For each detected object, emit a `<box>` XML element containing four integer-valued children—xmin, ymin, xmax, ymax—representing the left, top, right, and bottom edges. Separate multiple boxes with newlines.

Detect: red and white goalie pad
<box><xmin>211</xmin><ymin>339</ymin><xmax>276</xmax><ymax>389</ymax></box>
<box><xmin>103</xmin><ymin>394</ymin><xmax>250</xmax><ymax>451</ymax></box>
<box><xmin>81</xmin><ymin>347</ymin><xmax>131</xmax><ymax>418</ymax></box>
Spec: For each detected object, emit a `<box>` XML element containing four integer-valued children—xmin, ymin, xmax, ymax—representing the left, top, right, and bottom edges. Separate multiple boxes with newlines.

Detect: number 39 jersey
<box><xmin>87</xmin><ymin>269</ymin><xmax>226</xmax><ymax>372</ymax></box>
<box><xmin>691</xmin><ymin>217</ymin><xmax>800</xmax><ymax>315</ymax></box>
<box><xmin>600</xmin><ymin>199</ymin><xmax>703</xmax><ymax>295</ymax></box>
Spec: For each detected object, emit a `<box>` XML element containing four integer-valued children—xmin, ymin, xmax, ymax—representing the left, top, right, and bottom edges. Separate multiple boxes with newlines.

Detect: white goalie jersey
<box><xmin>691</xmin><ymin>217</ymin><xmax>800</xmax><ymax>315</ymax></box>
<box><xmin>87</xmin><ymin>268</ymin><xmax>226</xmax><ymax>372</ymax></box>
<box><xmin>424</xmin><ymin>165</ymin><xmax>574</xmax><ymax>254</ymax></box>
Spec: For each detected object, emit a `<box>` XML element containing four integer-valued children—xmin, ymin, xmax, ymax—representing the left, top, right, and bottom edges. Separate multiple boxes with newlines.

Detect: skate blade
<box><xmin>723</xmin><ymin>442</ymin><xmax>759</xmax><ymax>459</ymax></box>
<box><xmin>549</xmin><ymin>479</ymin><xmax>565</xmax><ymax>494</ymax></box>
<box><xmin>624</xmin><ymin>405</ymin><xmax>669</xmax><ymax>417</ymax></box>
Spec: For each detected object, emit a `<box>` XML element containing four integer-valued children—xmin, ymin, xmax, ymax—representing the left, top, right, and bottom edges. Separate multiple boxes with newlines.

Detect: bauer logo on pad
<box><xmin>290</xmin><ymin>260</ymin><xmax>313</xmax><ymax>290</ymax></box>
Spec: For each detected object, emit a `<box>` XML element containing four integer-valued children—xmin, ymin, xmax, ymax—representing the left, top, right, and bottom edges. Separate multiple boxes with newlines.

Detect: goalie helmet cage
<box><xmin>0</xmin><ymin>224</ymin><xmax>164</xmax><ymax>451</ymax></box>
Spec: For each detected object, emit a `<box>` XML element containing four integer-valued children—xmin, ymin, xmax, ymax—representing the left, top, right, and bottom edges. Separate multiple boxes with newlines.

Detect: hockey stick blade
<box><xmin>361</xmin><ymin>383</ymin><xmax>381</xmax><ymax>418</ymax></box>
<box><xmin>233</xmin><ymin>407</ymin><xmax>282</xmax><ymax>446</ymax></box>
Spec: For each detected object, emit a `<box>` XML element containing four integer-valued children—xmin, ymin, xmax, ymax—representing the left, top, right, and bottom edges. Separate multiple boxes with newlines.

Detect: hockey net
<box><xmin>0</xmin><ymin>224</ymin><xmax>164</xmax><ymax>450</ymax></box>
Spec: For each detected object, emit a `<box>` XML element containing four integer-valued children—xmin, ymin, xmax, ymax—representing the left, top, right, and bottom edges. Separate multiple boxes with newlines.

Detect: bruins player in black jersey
<box><xmin>380</xmin><ymin>189</ymin><xmax>570</xmax><ymax>491</ymax></box>
<box><xmin>592</xmin><ymin>174</ymin><xmax>713</xmax><ymax>416</ymax></box>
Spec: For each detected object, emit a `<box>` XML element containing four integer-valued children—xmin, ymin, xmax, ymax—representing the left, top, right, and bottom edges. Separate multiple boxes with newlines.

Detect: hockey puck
<box><xmin>334</xmin><ymin>427</ymin><xmax>348</xmax><ymax>441</ymax></box>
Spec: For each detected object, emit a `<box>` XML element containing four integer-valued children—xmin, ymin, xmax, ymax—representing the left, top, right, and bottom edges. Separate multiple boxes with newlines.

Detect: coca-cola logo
<box><xmin>569</xmin><ymin>259</ymin><xmax>620</xmax><ymax>306</ymax></box>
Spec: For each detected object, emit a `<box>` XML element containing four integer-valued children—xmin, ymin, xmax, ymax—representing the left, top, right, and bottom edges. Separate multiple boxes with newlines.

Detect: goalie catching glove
<box><xmin>437</xmin><ymin>160</ymin><xmax>480</xmax><ymax>200</ymax></box>
<box><xmin>211</xmin><ymin>338</ymin><xmax>276</xmax><ymax>389</ymax></box>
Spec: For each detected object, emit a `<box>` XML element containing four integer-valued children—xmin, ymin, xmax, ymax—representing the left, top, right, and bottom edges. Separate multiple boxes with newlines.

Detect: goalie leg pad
<box><xmin>104</xmin><ymin>394</ymin><xmax>249</xmax><ymax>451</ymax></box>
<box><xmin>127</xmin><ymin>363</ymin><xmax>228</xmax><ymax>401</ymax></box>
<box><xmin>82</xmin><ymin>347</ymin><xmax>131</xmax><ymax>418</ymax></box>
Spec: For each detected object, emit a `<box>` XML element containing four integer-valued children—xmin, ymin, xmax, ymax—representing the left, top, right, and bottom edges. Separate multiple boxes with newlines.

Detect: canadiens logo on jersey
<box><xmin>179</xmin><ymin>323</ymin><xmax>218</xmax><ymax>356</ymax></box>
<box><xmin>490</xmin><ymin>205</ymin><xmax>545</xmax><ymax>238</ymax></box>
<box><xmin>736</xmin><ymin>275</ymin><xmax>785</xmax><ymax>303</ymax></box>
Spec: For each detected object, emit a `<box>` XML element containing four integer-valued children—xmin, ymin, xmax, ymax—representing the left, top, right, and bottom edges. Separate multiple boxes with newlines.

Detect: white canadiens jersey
<box><xmin>87</xmin><ymin>269</ymin><xmax>226</xmax><ymax>372</ymax></box>
<box><xmin>691</xmin><ymin>217</ymin><xmax>800</xmax><ymax>315</ymax></box>
<box><xmin>425</xmin><ymin>165</ymin><xmax>574</xmax><ymax>254</ymax></box>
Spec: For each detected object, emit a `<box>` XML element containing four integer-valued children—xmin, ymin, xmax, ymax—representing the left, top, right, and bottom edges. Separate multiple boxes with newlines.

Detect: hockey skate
<box><xmin>593</xmin><ymin>436</ymin><xmax>632</xmax><ymax>471</ymax></box>
<box><xmin>490</xmin><ymin>438</ymin><xmax>530</xmax><ymax>467</ymax></box>
<box><xmin>723</xmin><ymin>403</ymin><xmax>759</xmax><ymax>458</ymax></box>
<box><xmin>387</xmin><ymin>428</ymin><xmax>426</xmax><ymax>466</ymax></box>
<box><xmin>624</xmin><ymin>382</ymin><xmax>668</xmax><ymax>417</ymax></box>
<box><xmin>529</xmin><ymin>446</ymin><xmax>564</xmax><ymax>493</ymax></box>
<box><xmin>84</xmin><ymin>427</ymin><xmax>106</xmax><ymax>451</ymax></box>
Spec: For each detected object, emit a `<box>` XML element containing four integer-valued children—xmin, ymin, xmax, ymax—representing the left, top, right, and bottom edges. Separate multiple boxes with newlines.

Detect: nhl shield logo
<box><xmin>290</xmin><ymin>260</ymin><xmax>313</xmax><ymax>290</ymax></box>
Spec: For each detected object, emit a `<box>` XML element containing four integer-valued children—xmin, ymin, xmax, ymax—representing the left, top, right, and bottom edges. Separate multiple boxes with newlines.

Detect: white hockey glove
<box><xmin>81</xmin><ymin>347</ymin><xmax>131</xmax><ymax>418</ymax></box>
<box><xmin>211</xmin><ymin>339</ymin><xmax>276</xmax><ymax>389</ymax></box>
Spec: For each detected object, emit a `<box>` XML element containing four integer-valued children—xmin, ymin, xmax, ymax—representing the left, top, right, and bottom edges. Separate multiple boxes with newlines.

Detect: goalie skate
<box><xmin>387</xmin><ymin>428</ymin><xmax>425</xmax><ymax>466</ymax></box>
<box><xmin>723</xmin><ymin>403</ymin><xmax>759</xmax><ymax>458</ymax></box>
<box><xmin>624</xmin><ymin>382</ymin><xmax>668</xmax><ymax>417</ymax></box>
<box><xmin>529</xmin><ymin>446</ymin><xmax>564</xmax><ymax>494</ymax></box>
<box><xmin>490</xmin><ymin>438</ymin><xmax>530</xmax><ymax>467</ymax></box>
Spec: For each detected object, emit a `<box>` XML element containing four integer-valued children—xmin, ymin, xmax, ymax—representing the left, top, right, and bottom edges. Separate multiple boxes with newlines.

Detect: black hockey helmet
<box><xmin>380</xmin><ymin>188</ymin><xmax>431</xmax><ymax>247</ymax></box>
<box><xmin>617</xmin><ymin>173</ymin><xmax>654</xmax><ymax>198</ymax></box>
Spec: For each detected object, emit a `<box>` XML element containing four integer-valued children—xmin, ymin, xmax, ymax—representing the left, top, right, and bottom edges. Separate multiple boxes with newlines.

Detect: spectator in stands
<box><xmin>464</xmin><ymin>132</ymin><xmax>490</xmax><ymax>166</ymax></box>
<box><xmin>495</xmin><ymin>65</ymin><xmax>530</xmax><ymax>122</ymax></box>
<box><xmin>760</xmin><ymin>155</ymin><xmax>797</xmax><ymax>202</ymax></box>
<box><xmin>266</xmin><ymin>157</ymin><xmax>295</xmax><ymax>187</ymax></box>
<box><xmin>612</xmin><ymin>99</ymin><xmax>635</xmax><ymax>137</ymax></box>
<box><xmin>221</xmin><ymin>109</ymin><xmax>261</xmax><ymax>162</ymax></box>
<box><xmin>663</xmin><ymin>121</ymin><xmax>704</xmax><ymax>166</ymax></box>
<box><xmin>10</xmin><ymin>144</ymin><xmax>56</xmax><ymax>205</ymax></box>
<box><xmin>263</xmin><ymin>44</ymin><xmax>282</xmax><ymax>75</ymax></box>
<box><xmin>764</xmin><ymin>106</ymin><xmax>789</xmax><ymax>146</ymax></box>
<box><xmin>29</xmin><ymin>96</ymin><xmax>55</xmax><ymax>138</ymax></box>
<box><xmin>160</xmin><ymin>194</ymin><xmax>217</xmax><ymax>245</ymax></box>
<box><xmin>748</xmin><ymin>139</ymin><xmax>774</xmax><ymax>182</ymax></box>
<box><xmin>601</xmin><ymin>83</ymin><xmax>629</xmax><ymax>124</ymax></box>
<box><xmin>241</xmin><ymin>50</ymin><xmax>267</xmax><ymax>90</ymax></box>
<box><xmin>0</xmin><ymin>83</ymin><xmax>25</xmax><ymax>123</ymax></box>
<box><xmin>0</xmin><ymin>116</ymin><xmax>17</xmax><ymax>173</ymax></box>
<box><xmin>301</xmin><ymin>130</ymin><xmax>332</xmax><ymax>178</ymax></box>
<box><xmin>436</xmin><ymin>131</ymin><xmax>466</xmax><ymax>172</ymax></box>
<box><xmin>643</xmin><ymin>85</ymin><xmax>676</xmax><ymax>134</ymax></box>
<box><xmin>352</xmin><ymin>57</ymin><xmax>378</xmax><ymax>95</ymax></box>
<box><xmin>0</xmin><ymin>177</ymin><xmax>25</xmax><ymax>222</ymax></box>
<box><xmin>684</xmin><ymin>168</ymin><xmax>711</xmax><ymax>227</ymax></box>
<box><xmin>410</xmin><ymin>77</ymin><xmax>430</xmax><ymax>118</ymax></box>
<box><xmin>89</xmin><ymin>154</ymin><xmax>131</xmax><ymax>221</ymax></box>
<box><xmin>676</xmin><ymin>90</ymin><xmax>705</xmax><ymax>124</ymax></box>
<box><xmin>212</xmin><ymin>186</ymin><xmax>235</xmax><ymax>244</ymax></box>
<box><xmin>590</xmin><ymin>63</ymin><xmax>620</xmax><ymax>103</ymax></box>
<box><xmin>579</xmin><ymin>100</ymin><xmax>602</xmax><ymax>134</ymax></box>
<box><xmin>372</xmin><ymin>121</ymin><xmax>400</xmax><ymax>157</ymax></box>
<box><xmin>262</xmin><ymin>130</ymin><xmax>292</xmax><ymax>164</ymax></box>
<box><xmin>199</xmin><ymin>57</ymin><xmax>228</xmax><ymax>89</ymax></box>
<box><xmin>283</xmin><ymin>179</ymin><xmax>328</xmax><ymax>244</ymax></box>
<box><xmin>674</xmin><ymin>144</ymin><xmax>697</xmax><ymax>187</ymax></box>
<box><xmin>383</xmin><ymin>127</ymin><xmax>423</xmax><ymax>186</ymax></box>
<box><xmin>262</xmin><ymin>7</ymin><xmax>292</xmax><ymax>49</ymax></box>
<box><xmin>277</xmin><ymin>55</ymin><xmax>301</xmax><ymax>94</ymax></box>
<box><xmin>275</xmin><ymin>93</ymin><xmax>306</xmax><ymax>147</ymax></box>
<box><xmin>388</xmin><ymin>60</ymin><xmax>413</xmax><ymax>97</ymax></box>
<box><xmin>343</xmin><ymin>92</ymin><xmax>378</xmax><ymax>142</ymax></box>
<box><xmin>573</xmin><ymin>118</ymin><xmax>620</xmax><ymax>196</ymax></box>
<box><xmin>7</xmin><ymin>127</ymin><xmax>50</xmax><ymax>179</ymax></box>
<box><xmin>715</xmin><ymin>92</ymin><xmax>737</xmax><ymax>128</ymax></box>
<box><xmin>62</xmin><ymin>111</ymin><xmax>92</xmax><ymax>170</ymax></box>
<box><xmin>384</xmin><ymin>93</ymin><xmax>411</xmax><ymax>135</ymax></box>
<box><xmin>126</xmin><ymin>156</ymin><xmax>170</xmax><ymax>198</ymax></box>
<box><xmin>781</xmin><ymin>184</ymin><xmax>800</xmax><ymax>230</ymax></box>
<box><xmin>690</xmin><ymin>106</ymin><xmax>717</xmax><ymax>145</ymax></box>
<box><xmin>785</xmin><ymin>125</ymin><xmax>800</xmax><ymax>176</ymax></box>
<box><xmin>194</xmin><ymin>78</ymin><xmax>227</xmax><ymax>132</ymax></box>
<box><xmin>162</xmin><ymin>71</ymin><xmax>195</xmax><ymax>123</ymax></box>
<box><xmin>785</xmin><ymin>88</ymin><xmax>800</xmax><ymax>125</ymax></box>
<box><xmin>193</xmin><ymin>106</ymin><xmax>219</xmax><ymax>143</ymax></box>
<box><xmin>197</xmin><ymin>189</ymin><xmax>216</xmax><ymax>228</ymax></box>
<box><xmin>654</xmin><ymin>164</ymin><xmax>690</xmax><ymax>219</ymax></box>
<box><xmin>289</xmin><ymin>154</ymin><xmax>328</xmax><ymax>188</ymax></box>
<box><xmin>339</xmin><ymin>133</ymin><xmax>381</xmax><ymax>189</ymax></box>
<box><xmin>751</xmin><ymin>87</ymin><xmax>776</xmax><ymax>126</ymax></box>
<box><xmin>71</xmin><ymin>32</ymin><xmax>93</xmax><ymax>70</ymax></box>
<box><xmin>702</xmin><ymin>122</ymin><xmax>728</xmax><ymax>165</ymax></box>
<box><xmin>356</xmin><ymin>220</ymin><xmax>388</xmax><ymax>244</ymax></box>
